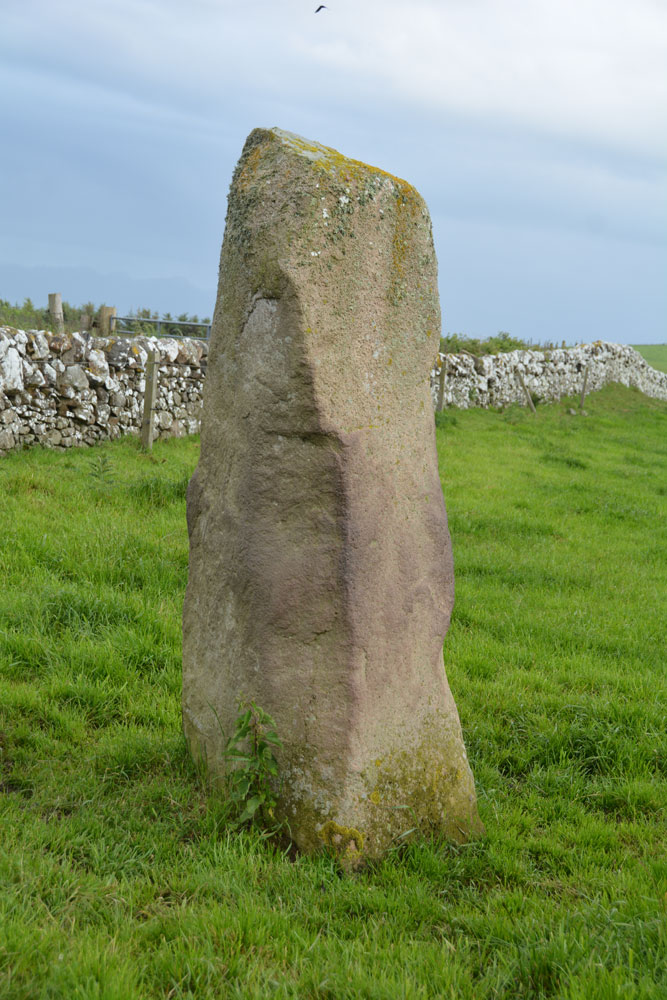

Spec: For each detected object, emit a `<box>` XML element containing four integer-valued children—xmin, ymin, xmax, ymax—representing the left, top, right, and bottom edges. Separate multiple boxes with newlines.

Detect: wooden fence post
<box><xmin>436</xmin><ymin>357</ymin><xmax>447</xmax><ymax>412</ymax></box>
<box><xmin>48</xmin><ymin>293</ymin><xmax>64</xmax><ymax>335</ymax></box>
<box><xmin>518</xmin><ymin>372</ymin><xmax>537</xmax><ymax>414</ymax></box>
<box><xmin>99</xmin><ymin>306</ymin><xmax>117</xmax><ymax>336</ymax></box>
<box><xmin>579</xmin><ymin>363</ymin><xmax>590</xmax><ymax>410</ymax></box>
<box><xmin>141</xmin><ymin>350</ymin><xmax>158</xmax><ymax>451</ymax></box>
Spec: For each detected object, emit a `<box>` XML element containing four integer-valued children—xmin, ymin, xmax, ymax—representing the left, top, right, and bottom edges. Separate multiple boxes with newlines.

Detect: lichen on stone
<box><xmin>319</xmin><ymin>820</ymin><xmax>365</xmax><ymax>867</ymax></box>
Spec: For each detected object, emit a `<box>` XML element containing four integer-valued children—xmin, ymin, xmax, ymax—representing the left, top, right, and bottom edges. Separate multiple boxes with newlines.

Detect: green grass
<box><xmin>1</xmin><ymin>384</ymin><xmax>666</xmax><ymax>999</ymax></box>
<box><xmin>439</xmin><ymin>331</ymin><xmax>531</xmax><ymax>355</ymax></box>
<box><xmin>633</xmin><ymin>344</ymin><xmax>667</xmax><ymax>374</ymax></box>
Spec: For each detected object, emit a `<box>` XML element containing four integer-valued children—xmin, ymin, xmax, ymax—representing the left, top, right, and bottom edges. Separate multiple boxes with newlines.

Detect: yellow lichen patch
<box><xmin>270</xmin><ymin>127</ymin><xmax>419</xmax><ymax>204</ymax></box>
<box><xmin>387</xmin><ymin>185</ymin><xmax>425</xmax><ymax>308</ymax></box>
<box><xmin>361</xmin><ymin>716</ymin><xmax>484</xmax><ymax>849</ymax></box>
<box><xmin>236</xmin><ymin>142</ymin><xmax>264</xmax><ymax>193</ymax></box>
<box><xmin>319</xmin><ymin>820</ymin><xmax>365</xmax><ymax>865</ymax></box>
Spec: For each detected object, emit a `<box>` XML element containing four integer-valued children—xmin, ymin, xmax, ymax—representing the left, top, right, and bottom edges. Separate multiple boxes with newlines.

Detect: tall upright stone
<box><xmin>182</xmin><ymin>128</ymin><xmax>483</xmax><ymax>863</ymax></box>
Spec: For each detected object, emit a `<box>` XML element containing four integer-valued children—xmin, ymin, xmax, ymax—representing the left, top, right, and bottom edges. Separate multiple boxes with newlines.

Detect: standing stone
<box><xmin>182</xmin><ymin>128</ymin><xmax>483</xmax><ymax>863</ymax></box>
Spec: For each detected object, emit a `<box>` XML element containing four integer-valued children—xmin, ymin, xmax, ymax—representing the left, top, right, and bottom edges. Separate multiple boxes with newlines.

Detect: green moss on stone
<box><xmin>319</xmin><ymin>820</ymin><xmax>365</xmax><ymax>867</ymax></box>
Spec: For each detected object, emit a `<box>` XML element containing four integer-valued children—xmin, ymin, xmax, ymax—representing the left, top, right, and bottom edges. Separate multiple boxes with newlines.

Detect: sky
<box><xmin>1</xmin><ymin>0</ymin><xmax>665</xmax><ymax>345</ymax></box>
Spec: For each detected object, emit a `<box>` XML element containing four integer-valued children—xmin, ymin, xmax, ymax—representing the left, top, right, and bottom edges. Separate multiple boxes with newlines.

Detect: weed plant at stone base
<box><xmin>218</xmin><ymin>701</ymin><xmax>283</xmax><ymax>831</ymax></box>
<box><xmin>0</xmin><ymin>384</ymin><xmax>665</xmax><ymax>999</ymax></box>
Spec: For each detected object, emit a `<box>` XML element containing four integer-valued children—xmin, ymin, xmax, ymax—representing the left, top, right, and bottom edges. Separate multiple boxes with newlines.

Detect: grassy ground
<box><xmin>1</xmin><ymin>384</ymin><xmax>665</xmax><ymax>999</ymax></box>
<box><xmin>633</xmin><ymin>344</ymin><xmax>667</xmax><ymax>373</ymax></box>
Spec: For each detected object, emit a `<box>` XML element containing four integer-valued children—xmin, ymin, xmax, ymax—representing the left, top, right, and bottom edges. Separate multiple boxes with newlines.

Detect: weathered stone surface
<box><xmin>109</xmin><ymin>390</ymin><xmax>126</xmax><ymax>409</ymax></box>
<box><xmin>0</xmin><ymin>346</ymin><xmax>24</xmax><ymax>394</ymax></box>
<box><xmin>105</xmin><ymin>339</ymin><xmax>134</xmax><ymax>367</ymax></box>
<box><xmin>177</xmin><ymin>339</ymin><xmax>204</xmax><ymax>366</ymax></box>
<box><xmin>48</xmin><ymin>332</ymin><xmax>73</xmax><ymax>355</ymax></box>
<box><xmin>182</xmin><ymin>127</ymin><xmax>483</xmax><ymax>863</ymax></box>
<box><xmin>0</xmin><ymin>428</ymin><xmax>16</xmax><ymax>451</ymax></box>
<box><xmin>44</xmin><ymin>429</ymin><xmax>63</xmax><ymax>447</ymax></box>
<box><xmin>57</xmin><ymin>365</ymin><xmax>89</xmax><ymax>391</ymax></box>
<box><xmin>26</xmin><ymin>331</ymin><xmax>50</xmax><ymax>359</ymax></box>
<box><xmin>23</xmin><ymin>359</ymin><xmax>45</xmax><ymax>387</ymax></box>
<box><xmin>87</xmin><ymin>349</ymin><xmax>110</xmax><ymax>382</ymax></box>
<box><xmin>158</xmin><ymin>339</ymin><xmax>180</xmax><ymax>364</ymax></box>
<box><xmin>61</xmin><ymin>331</ymin><xmax>88</xmax><ymax>363</ymax></box>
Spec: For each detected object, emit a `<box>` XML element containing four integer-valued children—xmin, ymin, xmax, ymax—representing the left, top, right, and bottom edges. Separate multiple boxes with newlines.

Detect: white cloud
<box><xmin>292</xmin><ymin>0</ymin><xmax>667</xmax><ymax>157</ymax></box>
<box><xmin>5</xmin><ymin>0</ymin><xmax>666</xmax><ymax>158</ymax></box>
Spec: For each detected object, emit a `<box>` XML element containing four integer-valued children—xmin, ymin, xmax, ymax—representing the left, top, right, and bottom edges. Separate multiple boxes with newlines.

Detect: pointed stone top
<box><xmin>238</xmin><ymin>126</ymin><xmax>419</xmax><ymax>202</ymax></box>
<box><xmin>220</xmin><ymin>126</ymin><xmax>441</xmax><ymax>431</ymax></box>
<box><xmin>267</xmin><ymin>126</ymin><xmax>410</xmax><ymax>182</ymax></box>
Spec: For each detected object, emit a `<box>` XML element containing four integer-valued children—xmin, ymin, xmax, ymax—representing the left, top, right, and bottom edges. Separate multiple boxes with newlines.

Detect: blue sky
<box><xmin>1</xmin><ymin>0</ymin><xmax>665</xmax><ymax>344</ymax></box>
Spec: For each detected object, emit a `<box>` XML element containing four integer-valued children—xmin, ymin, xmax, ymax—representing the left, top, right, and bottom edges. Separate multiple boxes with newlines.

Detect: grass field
<box><xmin>633</xmin><ymin>344</ymin><xmax>667</xmax><ymax>374</ymax></box>
<box><xmin>1</xmin><ymin>384</ymin><xmax>666</xmax><ymax>999</ymax></box>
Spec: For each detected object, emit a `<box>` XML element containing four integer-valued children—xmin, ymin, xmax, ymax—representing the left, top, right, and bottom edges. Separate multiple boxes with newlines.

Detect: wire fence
<box><xmin>110</xmin><ymin>316</ymin><xmax>211</xmax><ymax>340</ymax></box>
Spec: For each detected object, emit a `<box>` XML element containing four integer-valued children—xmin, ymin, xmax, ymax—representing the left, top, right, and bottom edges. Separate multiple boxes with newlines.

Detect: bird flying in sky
<box><xmin>315</xmin><ymin>5</ymin><xmax>327</xmax><ymax>11</ymax></box>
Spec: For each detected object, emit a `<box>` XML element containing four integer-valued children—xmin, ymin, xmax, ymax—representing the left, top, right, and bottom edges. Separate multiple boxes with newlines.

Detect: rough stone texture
<box><xmin>182</xmin><ymin>127</ymin><xmax>483</xmax><ymax>864</ymax></box>
<box><xmin>0</xmin><ymin>326</ymin><xmax>207</xmax><ymax>456</ymax></box>
<box><xmin>0</xmin><ymin>343</ymin><xmax>24</xmax><ymax>394</ymax></box>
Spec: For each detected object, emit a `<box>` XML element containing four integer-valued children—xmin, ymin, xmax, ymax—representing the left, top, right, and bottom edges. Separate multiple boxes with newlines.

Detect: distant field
<box><xmin>1</xmin><ymin>384</ymin><xmax>666</xmax><ymax>998</ymax></box>
<box><xmin>633</xmin><ymin>343</ymin><xmax>667</xmax><ymax>373</ymax></box>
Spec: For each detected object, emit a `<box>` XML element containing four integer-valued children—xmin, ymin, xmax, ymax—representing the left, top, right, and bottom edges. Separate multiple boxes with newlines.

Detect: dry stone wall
<box><xmin>431</xmin><ymin>341</ymin><xmax>667</xmax><ymax>410</ymax></box>
<box><xmin>0</xmin><ymin>328</ymin><xmax>664</xmax><ymax>456</ymax></box>
<box><xmin>0</xmin><ymin>326</ymin><xmax>206</xmax><ymax>455</ymax></box>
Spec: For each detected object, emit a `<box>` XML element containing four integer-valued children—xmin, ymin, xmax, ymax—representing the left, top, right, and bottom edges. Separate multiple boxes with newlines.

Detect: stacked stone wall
<box><xmin>1</xmin><ymin>328</ymin><xmax>665</xmax><ymax>456</ymax></box>
<box><xmin>0</xmin><ymin>327</ymin><xmax>206</xmax><ymax>455</ymax></box>
<box><xmin>431</xmin><ymin>341</ymin><xmax>667</xmax><ymax>410</ymax></box>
